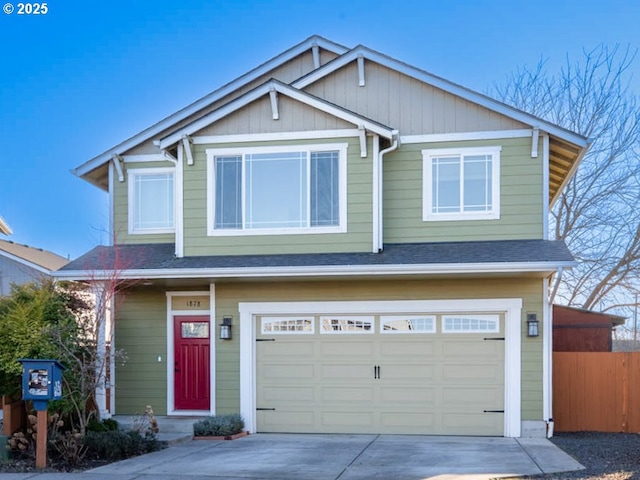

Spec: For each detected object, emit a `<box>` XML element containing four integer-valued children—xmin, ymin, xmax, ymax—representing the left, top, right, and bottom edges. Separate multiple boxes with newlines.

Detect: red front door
<box><xmin>174</xmin><ymin>316</ymin><xmax>210</xmax><ymax>410</ymax></box>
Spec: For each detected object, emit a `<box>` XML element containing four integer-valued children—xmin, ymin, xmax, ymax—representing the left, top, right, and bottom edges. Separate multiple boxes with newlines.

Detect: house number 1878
<box><xmin>186</xmin><ymin>300</ymin><xmax>201</xmax><ymax>308</ymax></box>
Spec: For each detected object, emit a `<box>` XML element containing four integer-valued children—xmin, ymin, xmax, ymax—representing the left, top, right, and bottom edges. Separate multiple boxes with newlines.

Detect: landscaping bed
<box><xmin>524</xmin><ymin>432</ymin><xmax>640</xmax><ymax>479</ymax></box>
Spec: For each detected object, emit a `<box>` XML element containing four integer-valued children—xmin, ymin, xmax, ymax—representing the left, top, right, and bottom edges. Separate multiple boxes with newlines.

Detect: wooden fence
<box><xmin>553</xmin><ymin>352</ymin><xmax>640</xmax><ymax>432</ymax></box>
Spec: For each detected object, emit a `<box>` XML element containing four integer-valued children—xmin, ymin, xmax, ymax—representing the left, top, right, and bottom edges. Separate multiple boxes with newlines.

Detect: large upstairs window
<box><xmin>128</xmin><ymin>168</ymin><xmax>175</xmax><ymax>234</ymax></box>
<box><xmin>422</xmin><ymin>146</ymin><xmax>501</xmax><ymax>221</ymax></box>
<box><xmin>207</xmin><ymin>144</ymin><xmax>347</xmax><ymax>236</ymax></box>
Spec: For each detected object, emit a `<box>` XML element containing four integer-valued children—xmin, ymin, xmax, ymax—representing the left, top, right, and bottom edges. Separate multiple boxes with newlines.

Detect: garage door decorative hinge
<box><xmin>256</xmin><ymin>408</ymin><xmax>276</xmax><ymax>411</ymax></box>
<box><xmin>483</xmin><ymin>410</ymin><xmax>505</xmax><ymax>413</ymax></box>
<box><xmin>483</xmin><ymin>337</ymin><xmax>505</xmax><ymax>341</ymax></box>
<box><xmin>256</xmin><ymin>338</ymin><xmax>276</xmax><ymax>342</ymax></box>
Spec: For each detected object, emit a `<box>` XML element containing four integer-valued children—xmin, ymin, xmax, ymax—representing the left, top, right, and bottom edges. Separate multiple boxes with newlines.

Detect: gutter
<box><xmin>53</xmin><ymin>260</ymin><xmax>577</xmax><ymax>282</ymax></box>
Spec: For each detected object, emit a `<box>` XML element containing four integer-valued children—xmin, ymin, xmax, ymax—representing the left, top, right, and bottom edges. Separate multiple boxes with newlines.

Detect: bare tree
<box><xmin>494</xmin><ymin>45</ymin><xmax>640</xmax><ymax>315</ymax></box>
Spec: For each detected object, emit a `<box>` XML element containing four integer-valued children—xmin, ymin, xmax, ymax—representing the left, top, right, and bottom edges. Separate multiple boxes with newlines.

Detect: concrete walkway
<box><xmin>0</xmin><ymin>434</ymin><xmax>584</xmax><ymax>480</ymax></box>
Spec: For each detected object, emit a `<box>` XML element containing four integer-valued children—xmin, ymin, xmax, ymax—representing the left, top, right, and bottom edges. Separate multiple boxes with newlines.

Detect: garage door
<box><xmin>256</xmin><ymin>312</ymin><xmax>505</xmax><ymax>435</ymax></box>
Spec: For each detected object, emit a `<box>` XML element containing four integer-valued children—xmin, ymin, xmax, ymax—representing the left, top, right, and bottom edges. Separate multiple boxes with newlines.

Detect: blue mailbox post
<box><xmin>19</xmin><ymin>359</ymin><xmax>65</xmax><ymax>411</ymax></box>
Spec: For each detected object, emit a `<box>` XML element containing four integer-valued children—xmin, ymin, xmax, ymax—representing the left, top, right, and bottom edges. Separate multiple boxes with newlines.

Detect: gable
<box><xmin>303</xmin><ymin>60</ymin><xmax>527</xmax><ymax>135</ymax></box>
<box><xmin>195</xmin><ymin>95</ymin><xmax>354</xmax><ymax>136</ymax></box>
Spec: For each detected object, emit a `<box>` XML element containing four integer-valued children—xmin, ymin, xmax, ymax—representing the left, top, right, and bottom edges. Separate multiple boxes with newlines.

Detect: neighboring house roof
<box><xmin>554</xmin><ymin>304</ymin><xmax>626</xmax><ymax>327</ymax></box>
<box><xmin>0</xmin><ymin>217</ymin><xmax>12</xmax><ymax>236</ymax></box>
<box><xmin>71</xmin><ymin>36</ymin><xmax>588</xmax><ymax>206</ymax></box>
<box><xmin>0</xmin><ymin>240</ymin><xmax>69</xmax><ymax>274</ymax></box>
<box><xmin>56</xmin><ymin>240</ymin><xmax>576</xmax><ymax>280</ymax></box>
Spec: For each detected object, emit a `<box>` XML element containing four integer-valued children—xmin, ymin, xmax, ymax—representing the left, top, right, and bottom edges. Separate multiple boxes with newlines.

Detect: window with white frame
<box><xmin>207</xmin><ymin>144</ymin><xmax>347</xmax><ymax>235</ymax></box>
<box><xmin>128</xmin><ymin>168</ymin><xmax>175</xmax><ymax>234</ymax></box>
<box><xmin>381</xmin><ymin>315</ymin><xmax>436</xmax><ymax>333</ymax></box>
<box><xmin>422</xmin><ymin>146</ymin><xmax>501</xmax><ymax>221</ymax></box>
<box><xmin>442</xmin><ymin>314</ymin><xmax>500</xmax><ymax>333</ymax></box>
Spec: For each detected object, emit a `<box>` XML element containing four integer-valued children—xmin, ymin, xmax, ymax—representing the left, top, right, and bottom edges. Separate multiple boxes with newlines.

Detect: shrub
<box><xmin>193</xmin><ymin>414</ymin><xmax>244</xmax><ymax>437</ymax></box>
<box><xmin>83</xmin><ymin>430</ymin><xmax>161</xmax><ymax>460</ymax></box>
<box><xmin>86</xmin><ymin>418</ymin><xmax>119</xmax><ymax>433</ymax></box>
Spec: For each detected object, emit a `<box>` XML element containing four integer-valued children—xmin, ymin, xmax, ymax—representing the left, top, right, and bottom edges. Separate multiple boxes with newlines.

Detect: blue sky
<box><xmin>1</xmin><ymin>0</ymin><xmax>638</xmax><ymax>260</ymax></box>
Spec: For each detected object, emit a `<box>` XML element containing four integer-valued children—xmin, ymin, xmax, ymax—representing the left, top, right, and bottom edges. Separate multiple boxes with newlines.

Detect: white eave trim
<box><xmin>157</xmin><ymin>80</ymin><xmax>394</xmax><ymax>149</ymax></box>
<box><xmin>73</xmin><ymin>36</ymin><xmax>349</xmax><ymax>178</ymax></box>
<box><xmin>401</xmin><ymin>129</ymin><xmax>533</xmax><ymax>144</ymax></box>
<box><xmin>53</xmin><ymin>261</ymin><xmax>577</xmax><ymax>281</ymax></box>
<box><xmin>293</xmin><ymin>46</ymin><xmax>588</xmax><ymax>149</ymax></box>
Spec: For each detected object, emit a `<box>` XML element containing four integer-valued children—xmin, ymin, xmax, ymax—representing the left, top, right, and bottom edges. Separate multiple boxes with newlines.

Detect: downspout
<box><xmin>545</xmin><ymin>266</ymin><xmax>564</xmax><ymax>437</ymax></box>
<box><xmin>375</xmin><ymin>131</ymin><xmax>399</xmax><ymax>253</ymax></box>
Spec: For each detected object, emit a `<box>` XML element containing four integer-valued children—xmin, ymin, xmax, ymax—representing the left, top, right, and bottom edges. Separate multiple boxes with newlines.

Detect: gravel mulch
<box><xmin>522</xmin><ymin>432</ymin><xmax>640</xmax><ymax>480</ymax></box>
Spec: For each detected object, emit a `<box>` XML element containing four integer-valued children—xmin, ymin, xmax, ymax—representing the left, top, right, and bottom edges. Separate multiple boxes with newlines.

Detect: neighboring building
<box><xmin>56</xmin><ymin>36</ymin><xmax>589</xmax><ymax>438</ymax></box>
<box><xmin>553</xmin><ymin>304</ymin><xmax>625</xmax><ymax>352</ymax></box>
<box><xmin>0</xmin><ymin>217</ymin><xmax>12</xmax><ymax>236</ymax></box>
<box><xmin>0</xmin><ymin>240</ymin><xmax>69</xmax><ymax>296</ymax></box>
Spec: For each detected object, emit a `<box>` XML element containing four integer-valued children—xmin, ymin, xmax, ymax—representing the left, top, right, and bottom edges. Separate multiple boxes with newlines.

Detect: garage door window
<box><xmin>321</xmin><ymin>316</ymin><xmax>374</xmax><ymax>333</ymax></box>
<box><xmin>261</xmin><ymin>317</ymin><xmax>314</xmax><ymax>334</ymax></box>
<box><xmin>442</xmin><ymin>314</ymin><xmax>499</xmax><ymax>333</ymax></box>
<box><xmin>381</xmin><ymin>316</ymin><xmax>436</xmax><ymax>333</ymax></box>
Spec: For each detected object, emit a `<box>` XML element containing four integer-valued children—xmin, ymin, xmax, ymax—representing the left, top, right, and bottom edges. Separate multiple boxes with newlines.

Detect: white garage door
<box><xmin>256</xmin><ymin>312</ymin><xmax>505</xmax><ymax>435</ymax></box>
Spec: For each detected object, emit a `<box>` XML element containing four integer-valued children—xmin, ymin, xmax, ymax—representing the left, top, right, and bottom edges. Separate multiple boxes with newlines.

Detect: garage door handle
<box><xmin>373</xmin><ymin>365</ymin><xmax>381</xmax><ymax>379</ymax></box>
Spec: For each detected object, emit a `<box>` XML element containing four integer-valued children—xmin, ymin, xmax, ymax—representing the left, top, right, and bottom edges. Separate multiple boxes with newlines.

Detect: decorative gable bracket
<box><xmin>531</xmin><ymin>127</ymin><xmax>540</xmax><ymax>158</ymax></box>
<box><xmin>111</xmin><ymin>154</ymin><xmax>124</xmax><ymax>182</ymax></box>
<box><xmin>269</xmin><ymin>87</ymin><xmax>279</xmax><ymax>120</ymax></box>
<box><xmin>181</xmin><ymin>135</ymin><xmax>194</xmax><ymax>165</ymax></box>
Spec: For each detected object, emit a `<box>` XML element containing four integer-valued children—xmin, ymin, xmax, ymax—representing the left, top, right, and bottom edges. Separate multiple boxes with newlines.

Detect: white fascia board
<box><xmin>0</xmin><ymin>250</ymin><xmax>53</xmax><ymax>276</ymax></box>
<box><xmin>73</xmin><ymin>36</ymin><xmax>349</xmax><ymax>178</ymax></box>
<box><xmin>401</xmin><ymin>129</ymin><xmax>532</xmax><ymax>144</ymax></box>
<box><xmin>53</xmin><ymin>260</ymin><xmax>577</xmax><ymax>281</ymax></box>
<box><xmin>192</xmin><ymin>129</ymin><xmax>362</xmax><ymax>144</ymax></box>
<box><xmin>293</xmin><ymin>46</ymin><xmax>588</xmax><ymax>149</ymax></box>
<box><xmin>158</xmin><ymin>80</ymin><xmax>394</xmax><ymax>149</ymax></box>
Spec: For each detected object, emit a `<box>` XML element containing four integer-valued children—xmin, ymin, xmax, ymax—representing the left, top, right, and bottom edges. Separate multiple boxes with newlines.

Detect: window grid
<box><xmin>261</xmin><ymin>317</ymin><xmax>314</xmax><ymax>334</ymax></box>
<box><xmin>442</xmin><ymin>315</ymin><xmax>500</xmax><ymax>333</ymax></box>
<box><xmin>381</xmin><ymin>316</ymin><xmax>436</xmax><ymax>333</ymax></box>
<box><xmin>320</xmin><ymin>316</ymin><xmax>374</xmax><ymax>334</ymax></box>
<box><xmin>129</xmin><ymin>169</ymin><xmax>175</xmax><ymax>234</ymax></box>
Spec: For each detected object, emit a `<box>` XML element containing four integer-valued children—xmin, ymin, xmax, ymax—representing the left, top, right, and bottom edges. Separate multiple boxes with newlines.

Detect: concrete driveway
<box><xmin>1</xmin><ymin>434</ymin><xmax>583</xmax><ymax>480</ymax></box>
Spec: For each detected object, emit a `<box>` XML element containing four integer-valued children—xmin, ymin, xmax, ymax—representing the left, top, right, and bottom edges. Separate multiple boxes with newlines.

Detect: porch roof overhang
<box><xmin>54</xmin><ymin>240</ymin><xmax>576</xmax><ymax>282</ymax></box>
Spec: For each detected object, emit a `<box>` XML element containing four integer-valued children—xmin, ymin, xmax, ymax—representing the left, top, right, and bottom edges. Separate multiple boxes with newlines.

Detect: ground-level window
<box><xmin>422</xmin><ymin>146</ymin><xmax>501</xmax><ymax>221</ymax></box>
<box><xmin>207</xmin><ymin>144</ymin><xmax>347</xmax><ymax>236</ymax></box>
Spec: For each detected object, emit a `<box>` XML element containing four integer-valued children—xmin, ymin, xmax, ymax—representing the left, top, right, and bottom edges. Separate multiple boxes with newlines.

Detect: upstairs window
<box><xmin>422</xmin><ymin>146</ymin><xmax>501</xmax><ymax>221</ymax></box>
<box><xmin>207</xmin><ymin>144</ymin><xmax>347</xmax><ymax>235</ymax></box>
<box><xmin>128</xmin><ymin>168</ymin><xmax>175</xmax><ymax>234</ymax></box>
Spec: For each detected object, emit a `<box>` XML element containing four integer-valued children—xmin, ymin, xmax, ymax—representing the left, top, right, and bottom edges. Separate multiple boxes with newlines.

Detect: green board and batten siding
<box><xmin>115</xmin><ymin>278</ymin><xmax>544</xmax><ymax>422</ymax></box>
<box><xmin>183</xmin><ymin>136</ymin><xmax>373</xmax><ymax>256</ymax></box>
<box><xmin>384</xmin><ymin>137</ymin><xmax>544</xmax><ymax>243</ymax></box>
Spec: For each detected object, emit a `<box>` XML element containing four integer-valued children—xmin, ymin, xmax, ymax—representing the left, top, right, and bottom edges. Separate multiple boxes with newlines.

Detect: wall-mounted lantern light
<box><xmin>527</xmin><ymin>313</ymin><xmax>539</xmax><ymax>337</ymax></box>
<box><xmin>220</xmin><ymin>316</ymin><xmax>232</xmax><ymax>340</ymax></box>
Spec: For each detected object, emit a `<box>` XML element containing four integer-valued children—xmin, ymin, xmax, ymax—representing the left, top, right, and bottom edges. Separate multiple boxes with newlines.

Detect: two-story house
<box><xmin>57</xmin><ymin>36</ymin><xmax>588</xmax><ymax>438</ymax></box>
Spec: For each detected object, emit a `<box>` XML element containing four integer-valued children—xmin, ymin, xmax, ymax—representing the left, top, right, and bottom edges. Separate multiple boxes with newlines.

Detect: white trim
<box><xmin>175</xmin><ymin>145</ymin><xmax>185</xmax><ymax>258</ymax></box>
<box><xmin>292</xmin><ymin>46</ymin><xmax>587</xmax><ymax>148</ymax></box>
<box><xmin>166</xmin><ymin>291</ymin><xmax>213</xmax><ymax>416</ymax></box>
<box><xmin>192</xmin><ymin>129</ymin><xmax>362</xmax><ymax>145</ymax></box>
<box><xmin>401</xmin><ymin>129</ymin><xmax>533</xmax><ymax>144</ymax></box>
<box><xmin>54</xmin><ymin>260</ymin><xmax>578</xmax><ymax>282</ymax></box>
<box><xmin>127</xmin><ymin>167</ymin><xmax>176</xmax><ymax>235</ymax></box>
<box><xmin>73</xmin><ymin>36</ymin><xmax>349</xmax><ymax>179</ymax></box>
<box><xmin>543</xmin><ymin>277</ymin><xmax>552</xmax><ymax>424</ymax></box>
<box><xmin>239</xmin><ymin>298</ymin><xmax>523</xmax><ymax>437</ymax></box>
<box><xmin>357</xmin><ymin>54</ymin><xmax>365</xmax><ymax>87</ymax></box>
<box><xmin>531</xmin><ymin>127</ymin><xmax>540</xmax><ymax>158</ymax></box>
<box><xmin>542</xmin><ymin>134</ymin><xmax>550</xmax><ymax>239</ymax></box>
<box><xmin>422</xmin><ymin>146</ymin><xmax>501</xmax><ymax>222</ymax></box>
<box><xmin>206</xmin><ymin>143</ymin><xmax>348</xmax><ymax>237</ymax></box>
<box><xmin>108</xmin><ymin>162</ymin><xmax>115</xmax><ymax>246</ymax></box>
<box><xmin>372</xmin><ymin>135</ymin><xmax>380</xmax><ymax>253</ymax></box>
<box><xmin>209</xmin><ymin>284</ymin><xmax>217</xmax><ymax>416</ymax></box>
<box><xmin>122</xmin><ymin>154</ymin><xmax>167</xmax><ymax>163</ymax></box>
<box><xmin>269</xmin><ymin>88</ymin><xmax>279</xmax><ymax>120</ymax></box>
<box><xmin>158</xmin><ymin>80</ymin><xmax>394</xmax><ymax>149</ymax></box>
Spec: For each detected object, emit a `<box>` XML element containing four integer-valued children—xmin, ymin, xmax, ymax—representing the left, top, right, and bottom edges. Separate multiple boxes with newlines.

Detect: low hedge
<box><xmin>193</xmin><ymin>414</ymin><xmax>244</xmax><ymax>437</ymax></box>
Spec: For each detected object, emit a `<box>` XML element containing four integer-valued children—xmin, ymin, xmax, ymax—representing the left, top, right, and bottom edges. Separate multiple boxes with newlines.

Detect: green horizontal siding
<box><xmin>112</xmin><ymin>160</ymin><xmax>176</xmax><ymax>245</ymax></box>
<box><xmin>384</xmin><ymin>137</ymin><xmax>544</xmax><ymax>243</ymax></box>
<box><xmin>183</xmin><ymin>137</ymin><xmax>372</xmax><ymax>256</ymax></box>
